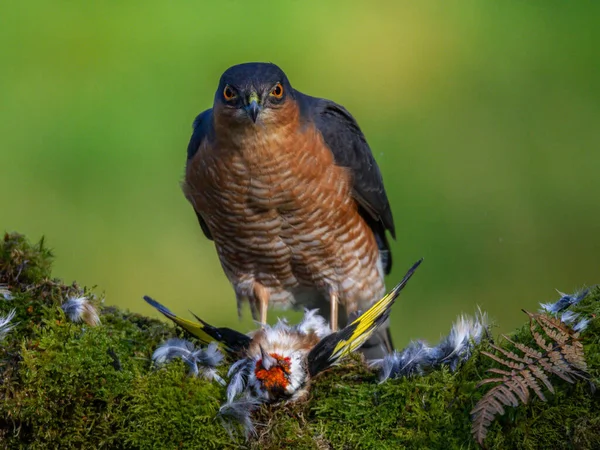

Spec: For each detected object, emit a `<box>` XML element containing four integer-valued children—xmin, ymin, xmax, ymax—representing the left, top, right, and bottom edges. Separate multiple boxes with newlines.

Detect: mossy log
<box><xmin>0</xmin><ymin>232</ymin><xmax>598</xmax><ymax>449</ymax></box>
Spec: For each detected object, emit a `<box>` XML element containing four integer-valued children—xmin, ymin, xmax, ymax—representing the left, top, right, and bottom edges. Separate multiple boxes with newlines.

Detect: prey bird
<box><xmin>145</xmin><ymin>259</ymin><xmax>422</xmax><ymax>412</ymax></box>
<box><xmin>184</xmin><ymin>62</ymin><xmax>398</xmax><ymax>359</ymax></box>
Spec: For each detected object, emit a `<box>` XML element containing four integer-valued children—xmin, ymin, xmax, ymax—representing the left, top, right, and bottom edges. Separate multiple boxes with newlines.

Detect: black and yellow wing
<box><xmin>307</xmin><ymin>258</ymin><xmax>423</xmax><ymax>376</ymax></box>
<box><xmin>143</xmin><ymin>296</ymin><xmax>251</xmax><ymax>355</ymax></box>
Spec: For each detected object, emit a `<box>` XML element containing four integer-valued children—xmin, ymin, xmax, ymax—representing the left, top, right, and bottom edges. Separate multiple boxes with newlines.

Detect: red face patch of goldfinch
<box><xmin>254</xmin><ymin>353</ymin><xmax>292</xmax><ymax>392</ymax></box>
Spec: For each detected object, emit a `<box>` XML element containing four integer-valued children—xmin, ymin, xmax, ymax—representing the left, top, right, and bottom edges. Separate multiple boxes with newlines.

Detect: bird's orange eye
<box><xmin>270</xmin><ymin>83</ymin><xmax>284</xmax><ymax>99</ymax></box>
<box><xmin>223</xmin><ymin>85</ymin><xmax>236</xmax><ymax>101</ymax></box>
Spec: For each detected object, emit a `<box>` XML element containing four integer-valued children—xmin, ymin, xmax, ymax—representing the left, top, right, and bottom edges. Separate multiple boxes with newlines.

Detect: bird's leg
<box><xmin>253</xmin><ymin>283</ymin><xmax>270</xmax><ymax>327</ymax></box>
<box><xmin>330</xmin><ymin>293</ymin><xmax>339</xmax><ymax>332</ymax></box>
<box><xmin>248</xmin><ymin>299</ymin><xmax>258</xmax><ymax>320</ymax></box>
<box><xmin>235</xmin><ymin>293</ymin><xmax>247</xmax><ymax>320</ymax></box>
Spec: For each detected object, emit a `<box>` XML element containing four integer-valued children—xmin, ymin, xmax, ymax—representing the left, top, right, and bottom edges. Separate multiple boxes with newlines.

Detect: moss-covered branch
<box><xmin>0</xmin><ymin>232</ymin><xmax>598</xmax><ymax>449</ymax></box>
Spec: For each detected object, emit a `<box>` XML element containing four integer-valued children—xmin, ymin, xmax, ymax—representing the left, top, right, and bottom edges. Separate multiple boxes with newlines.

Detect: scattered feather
<box><xmin>372</xmin><ymin>340</ymin><xmax>435</xmax><ymax>379</ymax></box>
<box><xmin>574</xmin><ymin>317</ymin><xmax>590</xmax><ymax>333</ymax></box>
<box><xmin>196</xmin><ymin>341</ymin><xmax>224</xmax><ymax>367</ymax></box>
<box><xmin>295</xmin><ymin>308</ymin><xmax>331</xmax><ymax>339</ymax></box>
<box><xmin>440</xmin><ymin>310</ymin><xmax>489</xmax><ymax>371</ymax></box>
<box><xmin>218</xmin><ymin>394</ymin><xmax>263</xmax><ymax>439</ymax></box>
<box><xmin>539</xmin><ymin>288</ymin><xmax>595</xmax><ymax>333</ymax></box>
<box><xmin>0</xmin><ymin>285</ymin><xmax>13</xmax><ymax>300</ymax></box>
<box><xmin>227</xmin><ymin>359</ymin><xmax>254</xmax><ymax>403</ymax></box>
<box><xmin>559</xmin><ymin>310</ymin><xmax>579</xmax><ymax>325</ymax></box>
<box><xmin>61</xmin><ymin>296</ymin><xmax>100</xmax><ymax>326</ymax></box>
<box><xmin>540</xmin><ymin>288</ymin><xmax>589</xmax><ymax>314</ymax></box>
<box><xmin>153</xmin><ymin>338</ymin><xmax>225</xmax><ymax>385</ymax></box>
<box><xmin>374</xmin><ymin>309</ymin><xmax>489</xmax><ymax>381</ymax></box>
<box><xmin>0</xmin><ymin>309</ymin><xmax>17</xmax><ymax>341</ymax></box>
<box><xmin>153</xmin><ymin>338</ymin><xmax>196</xmax><ymax>367</ymax></box>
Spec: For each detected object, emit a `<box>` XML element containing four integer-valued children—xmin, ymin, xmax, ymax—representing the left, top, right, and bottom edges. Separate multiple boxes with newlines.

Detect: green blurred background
<box><xmin>1</xmin><ymin>1</ymin><xmax>598</xmax><ymax>346</ymax></box>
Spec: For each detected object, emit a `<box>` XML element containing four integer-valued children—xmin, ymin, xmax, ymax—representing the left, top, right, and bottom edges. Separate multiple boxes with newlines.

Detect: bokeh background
<box><xmin>1</xmin><ymin>1</ymin><xmax>598</xmax><ymax>346</ymax></box>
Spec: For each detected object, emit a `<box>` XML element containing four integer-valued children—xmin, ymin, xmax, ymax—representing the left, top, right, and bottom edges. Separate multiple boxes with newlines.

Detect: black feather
<box><xmin>187</xmin><ymin>109</ymin><xmax>213</xmax><ymax>161</ymax></box>
<box><xmin>306</xmin><ymin>327</ymin><xmax>351</xmax><ymax>377</ymax></box>
<box><xmin>195</xmin><ymin>211</ymin><xmax>213</xmax><ymax>241</ymax></box>
<box><xmin>143</xmin><ymin>295</ymin><xmax>251</xmax><ymax>354</ymax></box>
<box><xmin>189</xmin><ymin>311</ymin><xmax>252</xmax><ymax>354</ymax></box>
<box><xmin>306</xmin><ymin>309</ymin><xmax>390</xmax><ymax>377</ymax></box>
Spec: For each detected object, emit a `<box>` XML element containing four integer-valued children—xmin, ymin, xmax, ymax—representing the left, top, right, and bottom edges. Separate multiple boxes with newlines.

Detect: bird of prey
<box><xmin>183</xmin><ymin>62</ymin><xmax>397</xmax><ymax>359</ymax></box>
<box><xmin>145</xmin><ymin>259</ymin><xmax>421</xmax><ymax>433</ymax></box>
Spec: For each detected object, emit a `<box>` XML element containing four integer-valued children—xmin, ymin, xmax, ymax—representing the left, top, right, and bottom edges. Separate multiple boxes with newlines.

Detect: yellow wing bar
<box><xmin>330</xmin><ymin>258</ymin><xmax>423</xmax><ymax>361</ymax></box>
<box><xmin>143</xmin><ymin>295</ymin><xmax>251</xmax><ymax>354</ymax></box>
<box><xmin>306</xmin><ymin>258</ymin><xmax>423</xmax><ymax>376</ymax></box>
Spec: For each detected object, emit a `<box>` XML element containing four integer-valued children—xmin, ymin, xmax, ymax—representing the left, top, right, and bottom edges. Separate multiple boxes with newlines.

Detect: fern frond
<box><xmin>502</xmin><ymin>335</ymin><xmax>542</xmax><ymax>359</ymax></box>
<box><xmin>530</xmin><ymin>311</ymin><xmax>571</xmax><ymax>344</ymax></box>
<box><xmin>486</xmin><ymin>368</ymin><xmax>512</xmax><ymax>377</ymax></box>
<box><xmin>476</xmin><ymin>377</ymin><xmax>509</xmax><ymax>386</ymax></box>
<box><xmin>489</xmin><ymin>344</ymin><xmax>530</xmax><ymax>365</ymax></box>
<box><xmin>505</xmin><ymin>376</ymin><xmax>531</xmax><ymax>403</ymax></box>
<box><xmin>528</xmin><ymin>364</ymin><xmax>554</xmax><ymax>393</ymax></box>
<box><xmin>480</xmin><ymin>349</ymin><xmax>524</xmax><ymax>370</ymax></box>
<box><xmin>529</xmin><ymin>315</ymin><xmax>553</xmax><ymax>352</ymax></box>
<box><xmin>520</xmin><ymin>370</ymin><xmax>546</xmax><ymax>401</ymax></box>
<box><xmin>471</xmin><ymin>311</ymin><xmax>589</xmax><ymax>446</ymax></box>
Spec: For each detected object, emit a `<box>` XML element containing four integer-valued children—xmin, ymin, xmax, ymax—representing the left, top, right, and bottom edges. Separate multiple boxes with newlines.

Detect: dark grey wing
<box><xmin>187</xmin><ymin>108</ymin><xmax>213</xmax><ymax>161</ymax></box>
<box><xmin>195</xmin><ymin>211</ymin><xmax>213</xmax><ymax>241</ymax></box>
<box><xmin>186</xmin><ymin>108</ymin><xmax>214</xmax><ymax>241</ymax></box>
<box><xmin>296</xmin><ymin>92</ymin><xmax>395</xmax><ymax>273</ymax></box>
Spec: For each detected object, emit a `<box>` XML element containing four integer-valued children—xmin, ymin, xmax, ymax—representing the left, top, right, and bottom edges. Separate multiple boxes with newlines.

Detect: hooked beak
<box><xmin>245</xmin><ymin>93</ymin><xmax>261</xmax><ymax>123</ymax></box>
<box><xmin>259</xmin><ymin>345</ymin><xmax>276</xmax><ymax>370</ymax></box>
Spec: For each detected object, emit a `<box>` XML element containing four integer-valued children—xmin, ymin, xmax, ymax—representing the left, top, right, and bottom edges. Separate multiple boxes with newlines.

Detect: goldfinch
<box><xmin>145</xmin><ymin>259</ymin><xmax>422</xmax><ymax>434</ymax></box>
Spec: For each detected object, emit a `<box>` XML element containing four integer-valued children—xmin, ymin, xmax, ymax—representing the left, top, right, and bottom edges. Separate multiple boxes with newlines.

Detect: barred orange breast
<box><xmin>183</xmin><ymin>100</ymin><xmax>385</xmax><ymax>319</ymax></box>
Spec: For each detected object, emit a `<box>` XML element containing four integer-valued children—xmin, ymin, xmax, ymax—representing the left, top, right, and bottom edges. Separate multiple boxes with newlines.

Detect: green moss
<box><xmin>122</xmin><ymin>364</ymin><xmax>232</xmax><ymax>450</ymax></box>
<box><xmin>0</xmin><ymin>232</ymin><xmax>53</xmax><ymax>285</ymax></box>
<box><xmin>0</xmin><ymin>232</ymin><xmax>598</xmax><ymax>449</ymax></box>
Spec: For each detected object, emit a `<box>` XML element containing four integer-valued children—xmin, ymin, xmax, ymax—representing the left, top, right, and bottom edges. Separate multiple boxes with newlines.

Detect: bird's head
<box><xmin>213</xmin><ymin>62</ymin><xmax>294</xmax><ymax>127</ymax></box>
<box><xmin>254</xmin><ymin>346</ymin><xmax>292</xmax><ymax>396</ymax></box>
